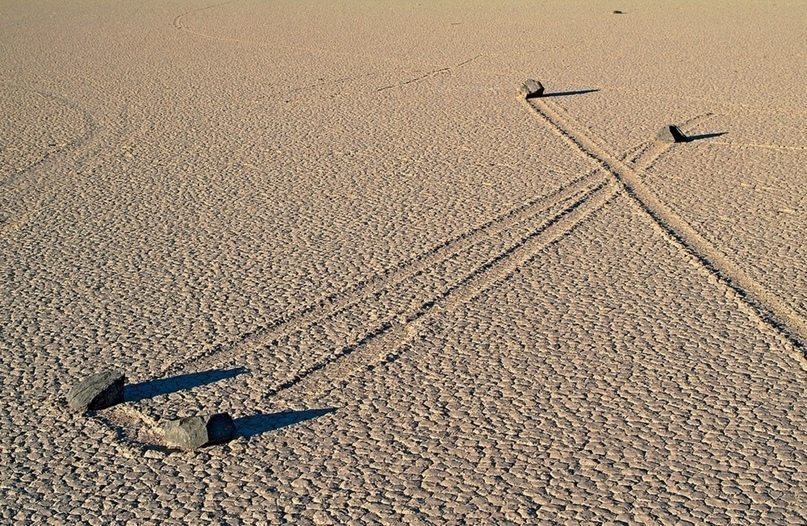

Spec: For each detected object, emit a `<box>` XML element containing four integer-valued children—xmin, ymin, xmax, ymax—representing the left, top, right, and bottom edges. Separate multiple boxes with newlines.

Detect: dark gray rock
<box><xmin>518</xmin><ymin>79</ymin><xmax>544</xmax><ymax>99</ymax></box>
<box><xmin>164</xmin><ymin>417</ymin><xmax>207</xmax><ymax>450</ymax></box>
<box><xmin>657</xmin><ymin>124</ymin><xmax>688</xmax><ymax>143</ymax></box>
<box><xmin>66</xmin><ymin>370</ymin><xmax>125</xmax><ymax>413</ymax></box>
<box><xmin>163</xmin><ymin>413</ymin><xmax>236</xmax><ymax>450</ymax></box>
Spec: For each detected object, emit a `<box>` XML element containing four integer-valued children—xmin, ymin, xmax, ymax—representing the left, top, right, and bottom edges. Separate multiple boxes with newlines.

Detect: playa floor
<box><xmin>1</xmin><ymin>1</ymin><xmax>805</xmax><ymax>523</ymax></box>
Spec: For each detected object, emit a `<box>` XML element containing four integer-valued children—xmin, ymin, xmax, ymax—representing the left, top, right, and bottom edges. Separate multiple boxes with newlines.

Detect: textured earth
<box><xmin>1</xmin><ymin>1</ymin><xmax>805</xmax><ymax>524</ymax></box>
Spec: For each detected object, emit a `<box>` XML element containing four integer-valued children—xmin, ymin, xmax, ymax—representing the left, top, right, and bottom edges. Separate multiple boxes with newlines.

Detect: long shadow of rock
<box><xmin>686</xmin><ymin>131</ymin><xmax>728</xmax><ymax>142</ymax></box>
<box><xmin>234</xmin><ymin>408</ymin><xmax>337</xmax><ymax>439</ymax></box>
<box><xmin>124</xmin><ymin>367</ymin><xmax>248</xmax><ymax>403</ymax></box>
<box><xmin>542</xmin><ymin>88</ymin><xmax>599</xmax><ymax>98</ymax></box>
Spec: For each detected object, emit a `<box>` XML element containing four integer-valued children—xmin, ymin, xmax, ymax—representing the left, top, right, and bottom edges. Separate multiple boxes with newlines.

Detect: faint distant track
<box><xmin>605</xmin><ymin>84</ymin><xmax>807</xmax><ymax>119</ymax></box>
<box><xmin>526</xmin><ymin>97</ymin><xmax>807</xmax><ymax>352</ymax></box>
<box><xmin>0</xmin><ymin>82</ymin><xmax>97</xmax><ymax>236</ymax></box>
<box><xmin>375</xmin><ymin>67</ymin><xmax>451</xmax><ymax>92</ymax></box>
<box><xmin>376</xmin><ymin>55</ymin><xmax>483</xmax><ymax>93</ymax></box>
<box><xmin>0</xmin><ymin>82</ymin><xmax>97</xmax><ymax>194</ymax></box>
<box><xmin>708</xmin><ymin>141</ymin><xmax>807</xmax><ymax>152</ymax></box>
<box><xmin>172</xmin><ymin>1</ymin><xmax>238</xmax><ymax>30</ymax></box>
<box><xmin>1</xmin><ymin>98</ymin><xmax>142</xmax><ymax>235</ymax></box>
<box><xmin>172</xmin><ymin>3</ymin><xmax>363</xmax><ymax>58</ymax></box>
<box><xmin>270</xmin><ymin>180</ymin><xmax>620</xmax><ymax>405</ymax></box>
<box><xmin>162</xmin><ymin>165</ymin><xmax>611</xmax><ymax>376</ymax></box>
<box><xmin>171</xmin><ymin>0</ymin><xmax>376</xmax><ymax>62</ymax></box>
<box><xmin>172</xmin><ymin>3</ymin><xmax>482</xmax><ymax>90</ymax></box>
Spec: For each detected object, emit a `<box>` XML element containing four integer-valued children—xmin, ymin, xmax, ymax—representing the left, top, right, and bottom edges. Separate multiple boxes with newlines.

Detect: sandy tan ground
<box><xmin>1</xmin><ymin>0</ymin><xmax>806</xmax><ymax>524</ymax></box>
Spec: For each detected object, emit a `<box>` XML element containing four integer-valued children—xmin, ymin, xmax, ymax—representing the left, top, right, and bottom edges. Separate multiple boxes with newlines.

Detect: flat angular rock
<box><xmin>518</xmin><ymin>79</ymin><xmax>545</xmax><ymax>99</ymax></box>
<box><xmin>66</xmin><ymin>370</ymin><xmax>125</xmax><ymax>413</ymax></box>
<box><xmin>657</xmin><ymin>124</ymin><xmax>688</xmax><ymax>143</ymax></box>
<box><xmin>164</xmin><ymin>413</ymin><xmax>236</xmax><ymax>450</ymax></box>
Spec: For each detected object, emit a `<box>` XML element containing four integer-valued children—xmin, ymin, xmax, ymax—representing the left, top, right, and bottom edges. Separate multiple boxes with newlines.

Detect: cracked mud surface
<box><xmin>2</xmin><ymin>0</ymin><xmax>805</xmax><ymax>524</ymax></box>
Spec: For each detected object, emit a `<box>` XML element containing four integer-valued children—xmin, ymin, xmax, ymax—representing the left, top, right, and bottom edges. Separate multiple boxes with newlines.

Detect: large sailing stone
<box><xmin>66</xmin><ymin>370</ymin><xmax>125</xmax><ymax>413</ymax></box>
<box><xmin>163</xmin><ymin>413</ymin><xmax>236</xmax><ymax>450</ymax></box>
<box><xmin>518</xmin><ymin>79</ymin><xmax>545</xmax><ymax>99</ymax></box>
<box><xmin>657</xmin><ymin>124</ymin><xmax>688</xmax><ymax>143</ymax></box>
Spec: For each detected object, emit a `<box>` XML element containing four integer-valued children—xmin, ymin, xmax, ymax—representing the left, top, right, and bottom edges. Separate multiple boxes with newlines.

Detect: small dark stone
<box><xmin>613</xmin><ymin>10</ymin><xmax>625</xmax><ymax>14</ymax></box>
<box><xmin>164</xmin><ymin>413</ymin><xmax>236</xmax><ymax>450</ymax></box>
<box><xmin>518</xmin><ymin>79</ymin><xmax>545</xmax><ymax>99</ymax></box>
<box><xmin>66</xmin><ymin>370</ymin><xmax>125</xmax><ymax>413</ymax></box>
<box><xmin>657</xmin><ymin>125</ymin><xmax>688</xmax><ymax>143</ymax></box>
<box><xmin>206</xmin><ymin>413</ymin><xmax>237</xmax><ymax>444</ymax></box>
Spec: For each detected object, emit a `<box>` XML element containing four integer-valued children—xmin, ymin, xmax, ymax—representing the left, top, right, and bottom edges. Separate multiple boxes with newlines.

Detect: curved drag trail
<box><xmin>172</xmin><ymin>1</ymin><xmax>238</xmax><ymax>32</ymax></box>
<box><xmin>526</xmin><ymin>96</ymin><xmax>807</xmax><ymax>355</ymax></box>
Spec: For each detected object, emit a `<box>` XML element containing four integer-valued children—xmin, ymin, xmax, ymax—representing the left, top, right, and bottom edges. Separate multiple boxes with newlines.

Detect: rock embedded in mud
<box><xmin>518</xmin><ymin>79</ymin><xmax>545</xmax><ymax>99</ymax></box>
<box><xmin>66</xmin><ymin>370</ymin><xmax>125</xmax><ymax>413</ymax></box>
<box><xmin>163</xmin><ymin>413</ymin><xmax>236</xmax><ymax>450</ymax></box>
<box><xmin>657</xmin><ymin>124</ymin><xmax>688</xmax><ymax>143</ymax></box>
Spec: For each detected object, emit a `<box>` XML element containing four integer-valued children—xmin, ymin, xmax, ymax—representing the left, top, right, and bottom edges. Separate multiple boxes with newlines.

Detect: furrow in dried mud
<box><xmin>269</xmin><ymin>180</ymin><xmax>620</xmax><ymax>406</ymax></box>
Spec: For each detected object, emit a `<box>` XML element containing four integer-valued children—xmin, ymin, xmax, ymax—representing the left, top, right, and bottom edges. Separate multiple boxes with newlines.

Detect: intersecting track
<box><xmin>76</xmin><ymin>92</ymin><xmax>805</xmax><ymax>452</ymax></box>
<box><xmin>263</xmin><ymin>113</ymin><xmax>751</xmax><ymax>406</ymax></box>
<box><xmin>526</xmin><ymin>96</ymin><xmax>807</xmax><ymax>354</ymax></box>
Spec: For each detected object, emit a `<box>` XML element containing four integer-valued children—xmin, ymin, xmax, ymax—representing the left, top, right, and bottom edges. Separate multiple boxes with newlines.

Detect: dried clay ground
<box><xmin>1</xmin><ymin>1</ymin><xmax>806</xmax><ymax>524</ymax></box>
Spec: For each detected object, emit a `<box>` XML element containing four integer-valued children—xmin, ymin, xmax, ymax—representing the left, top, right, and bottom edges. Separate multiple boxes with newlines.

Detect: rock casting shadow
<box><xmin>234</xmin><ymin>408</ymin><xmax>337</xmax><ymax>438</ymax></box>
<box><xmin>685</xmin><ymin>131</ymin><xmax>727</xmax><ymax>142</ymax></box>
<box><xmin>542</xmin><ymin>89</ymin><xmax>600</xmax><ymax>98</ymax></box>
<box><xmin>125</xmin><ymin>367</ymin><xmax>248</xmax><ymax>403</ymax></box>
